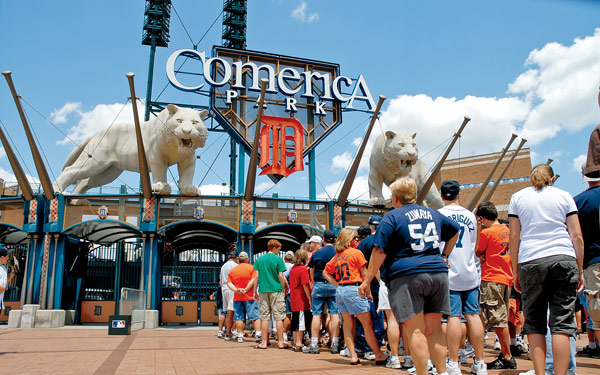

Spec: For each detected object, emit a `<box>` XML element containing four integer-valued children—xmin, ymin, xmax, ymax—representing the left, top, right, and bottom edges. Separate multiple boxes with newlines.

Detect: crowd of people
<box><xmin>214</xmin><ymin>126</ymin><xmax>600</xmax><ymax>375</ymax></box>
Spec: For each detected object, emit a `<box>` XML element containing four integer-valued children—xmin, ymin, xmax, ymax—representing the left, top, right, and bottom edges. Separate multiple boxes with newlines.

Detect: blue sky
<box><xmin>0</xmin><ymin>0</ymin><xmax>599</xmax><ymax>202</ymax></box>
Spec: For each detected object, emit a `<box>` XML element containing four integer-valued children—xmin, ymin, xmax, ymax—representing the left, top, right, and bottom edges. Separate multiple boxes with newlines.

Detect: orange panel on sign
<box><xmin>161</xmin><ymin>301</ymin><xmax>197</xmax><ymax>323</ymax></box>
<box><xmin>200</xmin><ymin>301</ymin><xmax>218</xmax><ymax>324</ymax></box>
<box><xmin>81</xmin><ymin>300</ymin><xmax>115</xmax><ymax>323</ymax></box>
<box><xmin>0</xmin><ymin>301</ymin><xmax>20</xmax><ymax>322</ymax></box>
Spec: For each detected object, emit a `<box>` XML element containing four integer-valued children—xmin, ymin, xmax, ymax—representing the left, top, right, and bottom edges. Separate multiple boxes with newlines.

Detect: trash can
<box><xmin>108</xmin><ymin>315</ymin><xmax>131</xmax><ymax>335</ymax></box>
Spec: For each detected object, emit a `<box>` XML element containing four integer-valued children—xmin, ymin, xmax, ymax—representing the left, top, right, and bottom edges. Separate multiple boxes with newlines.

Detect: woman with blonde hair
<box><xmin>509</xmin><ymin>164</ymin><xmax>584</xmax><ymax>375</ymax></box>
<box><xmin>323</xmin><ymin>227</ymin><xmax>387</xmax><ymax>365</ymax></box>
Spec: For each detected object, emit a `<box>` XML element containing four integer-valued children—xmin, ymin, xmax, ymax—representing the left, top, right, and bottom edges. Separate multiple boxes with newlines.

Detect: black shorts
<box><xmin>519</xmin><ymin>255</ymin><xmax>578</xmax><ymax>336</ymax></box>
<box><xmin>291</xmin><ymin>310</ymin><xmax>312</xmax><ymax>332</ymax></box>
<box><xmin>389</xmin><ymin>271</ymin><xmax>450</xmax><ymax>323</ymax></box>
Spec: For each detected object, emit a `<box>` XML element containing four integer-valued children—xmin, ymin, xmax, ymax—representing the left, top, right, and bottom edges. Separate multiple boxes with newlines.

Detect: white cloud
<box><xmin>57</xmin><ymin>102</ymin><xmax>144</xmax><ymax>145</ymax></box>
<box><xmin>200</xmin><ymin>183</ymin><xmax>230</xmax><ymax>195</ymax></box>
<box><xmin>326</xmin><ymin>28</ymin><xmax>600</xmax><ymax>199</ymax></box>
<box><xmin>572</xmin><ymin>153</ymin><xmax>587</xmax><ymax>174</ymax></box>
<box><xmin>291</xmin><ymin>1</ymin><xmax>319</xmax><ymax>24</ymax></box>
<box><xmin>509</xmin><ymin>28</ymin><xmax>600</xmax><ymax>142</ymax></box>
<box><xmin>317</xmin><ymin>175</ymin><xmax>390</xmax><ymax>203</ymax></box>
<box><xmin>256</xmin><ymin>181</ymin><xmax>274</xmax><ymax>195</ymax></box>
<box><xmin>50</xmin><ymin>102</ymin><xmax>81</xmax><ymax>124</ymax></box>
<box><xmin>0</xmin><ymin>166</ymin><xmax>39</xmax><ymax>185</ymax></box>
<box><xmin>0</xmin><ymin>147</ymin><xmax>5</xmax><ymax>159</ymax></box>
<box><xmin>331</xmin><ymin>152</ymin><xmax>352</xmax><ymax>173</ymax></box>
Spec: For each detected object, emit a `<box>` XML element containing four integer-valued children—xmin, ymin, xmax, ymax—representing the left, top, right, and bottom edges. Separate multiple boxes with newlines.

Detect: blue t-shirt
<box><xmin>357</xmin><ymin>234</ymin><xmax>380</xmax><ymax>292</ymax></box>
<box><xmin>307</xmin><ymin>244</ymin><xmax>336</xmax><ymax>282</ymax></box>
<box><xmin>574</xmin><ymin>186</ymin><xmax>600</xmax><ymax>268</ymax></box>
<box><xmin>374</xmin><ymin>203</ymin><xmax>460</xmax><ymax>282</ymax></box>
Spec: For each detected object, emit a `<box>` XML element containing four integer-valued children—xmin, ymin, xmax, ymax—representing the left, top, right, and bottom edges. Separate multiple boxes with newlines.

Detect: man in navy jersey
<box><xmin>360</xmin><ymin>177</ymin><xmax>460</xmax><ymax>375</ymax></box>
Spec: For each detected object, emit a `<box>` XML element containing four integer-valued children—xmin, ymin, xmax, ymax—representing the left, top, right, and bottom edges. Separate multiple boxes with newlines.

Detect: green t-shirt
<box><xmin>253</xmin><ymin>252</ymin><xmax>286</xmax><ymax>293</ymax></box>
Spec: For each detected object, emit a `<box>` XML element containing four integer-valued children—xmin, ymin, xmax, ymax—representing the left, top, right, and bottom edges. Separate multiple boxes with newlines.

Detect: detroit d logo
<box><xmin>94</xmin><ymin>306</ymin><xmax>102</xmax><ymax>316</ymax></box>
<box><xmin>258</xmin><ymin>116</ymin><xmax>304</xmax><ymax>178</ymax></box>
<box><xmin>176</xmin><ymin>306</ymin><xmax>184</xmax><ymax>316</ymax></box>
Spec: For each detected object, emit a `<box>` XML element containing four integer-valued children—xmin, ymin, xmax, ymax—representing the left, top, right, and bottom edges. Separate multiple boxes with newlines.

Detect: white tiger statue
<box><xmin>53</xmin><ymin>104</ymin><xmax>209</xmax><ymax>196</ymax></box>
<box><xmin>368</xmin><ymin>130</ymin><xmax>444</xmax><ymax>208</ymax></box>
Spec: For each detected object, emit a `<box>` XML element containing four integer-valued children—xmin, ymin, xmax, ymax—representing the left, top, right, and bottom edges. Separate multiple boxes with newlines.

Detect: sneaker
<box><xmin>330</xmin><ymin>344</ymin><xmax>340</xmax><ymax>354</ymax></box>
<box><xmin>407</xmin><ymin>359</ymin><xmax>436</xmax><ymax>375</ymax></box>
<box><xmin>302</xmin><ymin>345</ymin><xmax>320</xmax><ymax>354</ymax></box>
<box><xmin>447</xmin><ymin>361</ymin><xmax>461</xmax><ymax>375</ymax></box>
<box><xmin>386</xmin><ymin>356</ymin><xmax>402</xmax><ymax>369</ymax></box>
<box><xmin>464</xmin><ymin>341</ymin><xmax>475</xmax><ymax>357</ymax></box>
<box><xmin>590</xmin><ymin>346</ymin><xmax>600</xmax><ymax>358</ymax></box>
<box><xmin>255</xmin><ymin>334</ymin><xmax>262</xmax><ymax>343</ymax></box>
<box><xmin>340</xmin><ymin>348</ymin><xmax>350</xmax><ymax>357</ymax></box>
<box><xmin>402</xmin><ymin>355</ymin><xmax>414</xmax><ymax>369</ymax></box>
<box><xmin>224</xmin><ymin>334</ymin><xmax>231</xmax><ymax>341</ymax></box>
<box><xmin>487</xmin><ymin>354</ymin><xmax>517</xmax><ymax>370</ymax></box>
<box><xmin>494</xmin><ymin>337</ymin><xmax>501</xmax><ymax>350</ymax></box>
<box><xmin>237</xmin><ymin>334</ymin><xmax>244</xmax><ymax>343</ymax></box>
<box><xmin>459</xmin><ymin>349</ymin><xmax>468</xmax><ymax>364</ymax></box>
<box><xmin>217</xmin><ymin>330</ymin><xmax>223</xmax><ymax>339</ymax></box>
<box><xmin>518</xmin><ymin>370</ymin><xmax>554</xmax><ymax>375</ymax></box>
<box><xmin>364</xmin><ymin>351</ymin><xmax>375</xmax><ymax>360</ymax></box>
<box><xmin>510</xmin><ymin>344</ymin><xmax>526</xmax><ymax>356</ymax></box>
<box><xmin>471</xmin><ymin>361</ymin><xmax>488</xmax><ymax>375</ymax></box>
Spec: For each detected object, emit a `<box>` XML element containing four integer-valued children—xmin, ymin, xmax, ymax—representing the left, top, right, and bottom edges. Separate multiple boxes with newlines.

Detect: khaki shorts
<box><xmin>480</xmin><ymin>281</ymin><xmax>510</xmax><ymax>329</ymax></box>
<box><xmin>258</xmin><ymin>291</ymin><xmax>286</xmax><ymax>321</ymax></box>
<box><xmin>584</xmin><ymin>263</ymin><xmax>600</xmax><ymax>329</ymax></box>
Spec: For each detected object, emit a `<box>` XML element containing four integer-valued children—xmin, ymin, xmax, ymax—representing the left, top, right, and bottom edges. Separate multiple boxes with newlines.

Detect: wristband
<box><xmin>441</xmin><ymin>253</ymin><xmax>449</xmax><ymax>259</ymax></box>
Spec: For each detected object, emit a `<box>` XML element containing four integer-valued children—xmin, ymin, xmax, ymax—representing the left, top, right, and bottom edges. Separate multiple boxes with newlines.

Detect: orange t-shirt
<box><xmin>478</xmin><ymin>223</ymin><xmax>513</xmax><ymax>286</ymax></box>
<box><xmin>227</xmin><ymin>263</ymin><xmax>256</xmax><ymax>301</ymax></box>
<box><xmin>325</xmin><ymin>247</ymin><xmax>367</xmax><ymax>284</ymax></box>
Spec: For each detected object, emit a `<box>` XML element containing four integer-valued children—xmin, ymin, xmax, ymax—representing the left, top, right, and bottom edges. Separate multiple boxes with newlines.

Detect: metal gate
<box><xmin>81</xmin><ymin>240</ymin><xmax>142</xmax><ymax>323</ymax></box>
<box><xmin>161</xmin><ymin>247</ymin><xmax>226</xmax><ymax>323</ymax></box>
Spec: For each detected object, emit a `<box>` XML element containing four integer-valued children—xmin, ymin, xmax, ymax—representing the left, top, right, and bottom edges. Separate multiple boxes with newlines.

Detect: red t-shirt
<box><xmin>227</xmin><ymin>263</ymin><xmax>256</xmax><ymax>301</ymax></box>
<box><xmin>289</xmin><ymin>264</ymin><xmax>311</xmax><ymax>312</ymax></box>
<box><xmin>478</xmin><ymin>223</ymin><xmax>513</xmax><ymax>286</ymax></box>
<box><xmin>325</xmin><ymin>247</ymin><xmax>367</xmax><ymax>284</ymax></box>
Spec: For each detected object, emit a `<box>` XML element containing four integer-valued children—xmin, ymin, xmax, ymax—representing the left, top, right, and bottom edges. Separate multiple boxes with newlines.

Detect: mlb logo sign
<box><xmin>112</xmin><ymin>320</ymin><xmax>126</xmax><ymax>329</ymax></box>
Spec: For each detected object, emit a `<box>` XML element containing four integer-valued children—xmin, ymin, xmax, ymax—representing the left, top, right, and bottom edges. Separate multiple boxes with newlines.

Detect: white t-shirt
<box><xmin>508</xmin><ymin>186</ymin><xmax>578</xmax><ymax>263</ymax></box>
<box><xmin>439</xmin><ymin>205</ymin><xmax>479</xmax><ymax>291</ymax></box>
<box><xmin>0</xmin><ymin>265</ymin><xmax>7</xmax><ymax>309</ymax></box>
<box><xmin>220</xmin><ymin>260</ymin><xmax>238</xmax><ymax>292</ymax></box>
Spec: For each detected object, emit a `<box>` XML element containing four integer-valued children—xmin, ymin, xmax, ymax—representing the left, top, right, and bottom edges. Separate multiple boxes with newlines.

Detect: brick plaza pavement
<box><xmin>0</xmin><ymin>326</ymin><xmax>599</xmax><ymax>374</ymax></box>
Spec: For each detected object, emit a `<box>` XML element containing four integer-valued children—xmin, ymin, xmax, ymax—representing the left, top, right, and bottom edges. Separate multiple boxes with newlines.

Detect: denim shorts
<box><xmin>335</xmin><ymin>284</ymin><xmax>370</xmax><ymax>315</ymax></box>
<box><xmin>449</xmin><ymin>287</ymin><xmax>480</xmax><ymax>317</ymax></box>
<box><xmin>285</xmin><ymin>294</ymin><xmax>292</xmax><ymax>314</ymax></box>
<box><xmin>312</xmin><ymin>281</ymin><xmax>338</xmax><ymax>315</ymax></box>
<box><xmin>233</xmin><ymin>300</ymin><xmax>260</xmax><ymax>322</ymax></box>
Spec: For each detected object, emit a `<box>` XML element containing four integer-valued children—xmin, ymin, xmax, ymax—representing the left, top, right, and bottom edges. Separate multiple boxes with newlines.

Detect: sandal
<box><xmin>292</xmin><ymin>345</ymin><xmax>303</xmax><ymax>352</ymax></box>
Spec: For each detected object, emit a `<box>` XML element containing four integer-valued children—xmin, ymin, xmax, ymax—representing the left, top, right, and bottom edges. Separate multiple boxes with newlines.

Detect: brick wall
<box><xmin>436</xmin><ymin>148</ymin><xmax>532</xmax><ymax>218</ymax></box>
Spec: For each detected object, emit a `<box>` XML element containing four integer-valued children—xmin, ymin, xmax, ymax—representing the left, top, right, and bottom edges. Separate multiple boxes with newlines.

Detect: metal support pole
<box><xmin>338</xmin><ymin>96</ymin><xmax>386</xmax><ymax>207</ymax></box>
<box><xmin>19</xmin><ymin>235</ymin><xmax>32</xmax><ymax>307</ymax></box>
<box><xmin>479</xmin><ymin>138</ymin><xmax>527</xmax><ymax>205</ymax></box>
<box><xmin>467</xmin><ymin>133</ymin><xmax>518</xmax><ymax>211</ymax></box>
<box><xmin>417</xmin><ymin>117</ymin><xmax>471</xmax><ymax>205</ymax></box>
<box><xmin>139</xmin><ymin>235</ymin><xmax>146</xmax><ymax>291</ymax></box>
<box><xmin>2</xmin><ymin>71</ymin><xmax>55</xmax><ymax>200</ymax></box>
<box><xmin>0</xmin><ymin>125</ymin><xmax>33</xmax><ymax>200</ymax></box>
<box><xmin>126</xmin><ymin>73</ymin><xmax>152</xmax><ymax>199</ymax></box>
<box><xmin>47</xmin><ymin>234</ymin><xmax>59</xmax><ymax>309</ymax></box>
<box><xmin>144</xmin><ymin>37</ymin><xmax>157</xmax><ymax>122</ymax></box>
<box><xmin>244</xmin><ymin>79</ymin><xmax>268</xmax><ymax>201</ymax></box>
<box><xmin>146</xmin><ymin>233</ymin><xmax>154</xmax><ymax>310</ymax></box>
<box><xmin>26</xmin><ymin>234</ymin><xmax>38</xmax><ymax>304</ymax></box>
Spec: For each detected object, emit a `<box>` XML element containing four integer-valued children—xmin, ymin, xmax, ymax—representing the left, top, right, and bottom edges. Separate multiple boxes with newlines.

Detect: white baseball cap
<box><xmin>306</xmin><ymin>235</ymin><xmax>323</xmax><ymax>244</ymax></box>
<box><xmin>582</xmin><ymin>162</ymin><xmax>600</xmax><ymax>183</ymax></box>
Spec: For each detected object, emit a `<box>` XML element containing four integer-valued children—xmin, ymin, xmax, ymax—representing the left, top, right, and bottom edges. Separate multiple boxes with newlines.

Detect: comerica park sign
<box><xmin>166</xmin><ymin>48</ymin><xmax>376</xmax><ymax>113</ymax></box>
<box><xmin>164</xmin><ymin>47</ymin><xmax>375</xmax><ymax>179</ymax></box>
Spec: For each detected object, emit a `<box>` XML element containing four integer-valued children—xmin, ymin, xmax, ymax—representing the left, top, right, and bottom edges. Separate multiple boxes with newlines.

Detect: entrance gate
<box><xmin>161</xmin><ymin>247</ymin><xmax>225</xmax><ymax>325</ymax></box>
<box><xmin>79</xmin><ymin>241</ymin><xmax>142</xmax><ymax>323</ymax></box>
